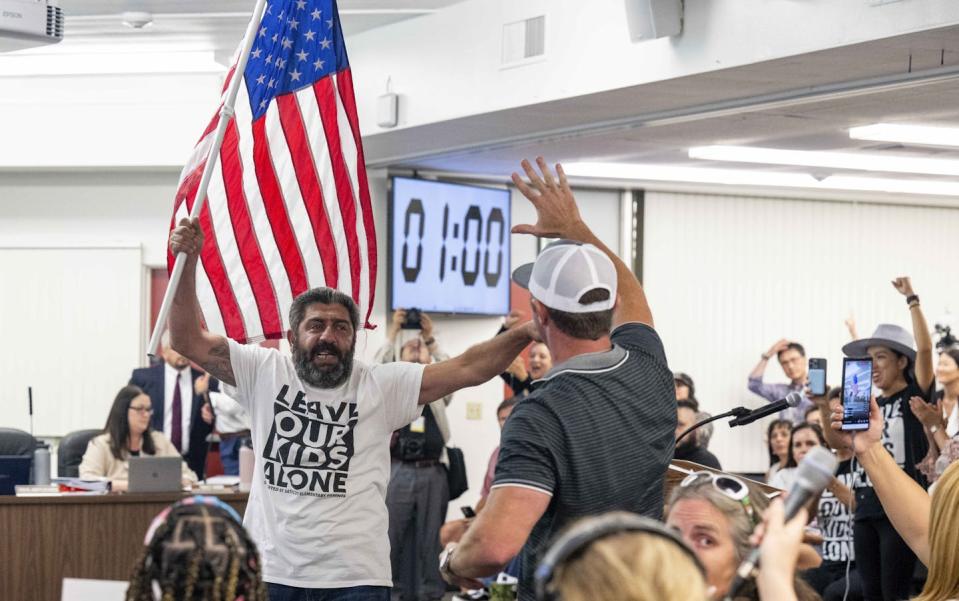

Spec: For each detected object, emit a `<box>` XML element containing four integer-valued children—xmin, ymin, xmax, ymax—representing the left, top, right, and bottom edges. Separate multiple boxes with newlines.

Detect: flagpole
<box><xmin>146</xmin><ymin>0</ymin><xmax>270</xmax><ymax>358</ymax></box>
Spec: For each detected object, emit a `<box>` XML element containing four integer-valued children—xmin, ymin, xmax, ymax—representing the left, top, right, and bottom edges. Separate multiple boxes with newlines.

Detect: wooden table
<box><xmin>0</xmin><ymin>492</ymin><xmax>247</xmax><ymax>601</ymax></box>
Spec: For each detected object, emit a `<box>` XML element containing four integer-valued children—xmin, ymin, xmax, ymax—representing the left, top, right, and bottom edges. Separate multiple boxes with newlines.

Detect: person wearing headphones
<box><xmin>534</xmin><ymin>512</ymin><xmax>707</xmax><ymax>601</ymax></box>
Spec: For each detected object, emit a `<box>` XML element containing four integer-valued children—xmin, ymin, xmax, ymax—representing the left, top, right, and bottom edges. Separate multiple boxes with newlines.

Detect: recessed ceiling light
<box><xmin>688</xmin><ymin>145</ymin><xmax>959</xmax><ymax>176</ymax></box>
<box><xmin>561</xmin><ymin>162</ymin><xmax>959</xmax><ymax>197</ymax></box>
<box><xmin>849</xmin><ymin>123</ymin><xmax>959</xmax><ymax>148</ymax></box>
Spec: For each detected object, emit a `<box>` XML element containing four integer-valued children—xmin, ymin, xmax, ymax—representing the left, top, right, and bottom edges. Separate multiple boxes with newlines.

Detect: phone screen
<box><xmin>842</xmin><ymin>358</ymin><xmax>872</xmax><ymax>431</ymax></box>
<box><xmin>808</xmin><ymin>358</ymin><xmax>827</xmax><ymax>396</ymax></box>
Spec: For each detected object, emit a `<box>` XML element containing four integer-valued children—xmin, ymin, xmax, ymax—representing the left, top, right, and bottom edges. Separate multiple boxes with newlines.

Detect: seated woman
<box><xmin>666</xmin><ymin>471</ymin><xmax>821</xmax><ymax>600</ymax></box>
<box><xmin>79</xmin><ymin>385</ymin><xmax>197</xmax><ymax>491</ymax></box>
<box><xmin>536</xmin><ymin>511</ymin><xmax>708</xmax><ymax>601</ymax></box>
<box><xmin>128</xmin><ymin>495</ymin><xmax>266</xmax><ymax>600</ymax></box>
<box><xmin>765</xmin><ymin>419</ymin><xmax>792</xmax><ymax>483</ymax></box>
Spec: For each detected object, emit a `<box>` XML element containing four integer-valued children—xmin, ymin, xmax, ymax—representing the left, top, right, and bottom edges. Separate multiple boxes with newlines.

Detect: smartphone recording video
<box><xmin>842</xmin><ymin>358</ymin><xmax>872</xmax><ymax>431</ymax></box>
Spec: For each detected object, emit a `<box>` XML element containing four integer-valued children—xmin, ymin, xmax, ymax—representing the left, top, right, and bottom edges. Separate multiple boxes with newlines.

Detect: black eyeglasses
<box><xmin>128</xmin><ymin>406</ymin><xmax>154</xmax><ymax>415</ymax></box>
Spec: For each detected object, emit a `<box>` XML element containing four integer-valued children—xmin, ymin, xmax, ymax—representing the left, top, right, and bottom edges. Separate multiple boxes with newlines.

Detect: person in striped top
<box><xmin>439</xmin><ymin>158</ymin><xmax>675</xmax><ymax>601</ymax></box>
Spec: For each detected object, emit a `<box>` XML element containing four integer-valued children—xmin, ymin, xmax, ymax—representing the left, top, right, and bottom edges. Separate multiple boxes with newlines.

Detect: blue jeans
<box><xmin>267</xmin><ymin>584</ymin><xmax>390</xmax><ymax>601</ymax></box>
<box><xmin>219</xmin><ymin>437</ymin><xmax>243</xmax><ymax>475</ymax></box>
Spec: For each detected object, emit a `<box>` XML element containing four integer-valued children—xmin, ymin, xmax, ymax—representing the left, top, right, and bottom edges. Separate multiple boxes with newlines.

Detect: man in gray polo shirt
<box><xmin>439</xmin><ymin>158</ymin><xmax>675</xmax><ymax>600</ymax></box>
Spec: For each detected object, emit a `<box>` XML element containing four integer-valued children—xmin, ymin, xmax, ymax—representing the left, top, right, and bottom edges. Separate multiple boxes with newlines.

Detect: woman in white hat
<box><xmin>836</xmin><ymin>277</ymin><xmax>935</xmax><ymax>601</ymax></box>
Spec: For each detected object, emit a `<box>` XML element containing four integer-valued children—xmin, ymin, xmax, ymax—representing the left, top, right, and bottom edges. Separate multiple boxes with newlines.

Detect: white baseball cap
<box><xmin>511</xmin><ymin>240</ymin><xmax>617</xmax><ymax>313</ymax></box>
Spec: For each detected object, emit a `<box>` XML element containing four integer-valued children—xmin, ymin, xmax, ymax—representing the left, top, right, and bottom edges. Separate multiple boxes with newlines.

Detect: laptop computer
<box><xmin>128</xmin><ymin>456</ymin><xmax>183</xmax><ymax>493</ymax></box>
<box><xmin>0</xmin><ymin>455</ymin><xmax>32</xmax><ymax>495</ymax></box>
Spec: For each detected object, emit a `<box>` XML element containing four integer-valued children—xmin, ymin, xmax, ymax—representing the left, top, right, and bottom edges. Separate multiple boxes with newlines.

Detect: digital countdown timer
<box><xmin>390</xmin><ymin>177</ymin><xmax>511</xmax><ymax>315</ymax></box>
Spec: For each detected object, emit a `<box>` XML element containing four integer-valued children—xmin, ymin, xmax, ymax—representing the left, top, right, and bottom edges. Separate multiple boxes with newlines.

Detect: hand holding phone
<box><xmin>460</xmin><ymin>506</ymin><xmax>476</xmax><ymax>519</ymax></box>
<box><xmin>808</xmin><ymin>358</ymin><xmax>827</xmax><ymax>396</ymax></box>
<box><xmin>841</xmin><ymin>358</ymin><xmax>872</xmax><ymax>431</ymax></box>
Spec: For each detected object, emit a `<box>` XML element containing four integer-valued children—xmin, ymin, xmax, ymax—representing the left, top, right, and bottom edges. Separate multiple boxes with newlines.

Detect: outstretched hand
<box><xmin>510</xmin><ymin>157</ymin><xmax>584</xmax><ymax>239</ymax></box>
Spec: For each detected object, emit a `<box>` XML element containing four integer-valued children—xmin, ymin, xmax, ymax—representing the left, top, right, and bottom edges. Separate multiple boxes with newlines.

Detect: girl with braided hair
<box><xmin>127</xmin><ymin>496</ymin><xmax>267</xmax><ymax>601</ymax></box>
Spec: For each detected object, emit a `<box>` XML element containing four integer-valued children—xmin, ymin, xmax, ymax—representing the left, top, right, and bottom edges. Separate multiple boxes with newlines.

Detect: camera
<box><xmin>935</xmin><ymin>323</ymin><xmax>958</xmax><ymax>351</ymax></box>
<box><xmin>401</xmin><ymin>308</ymin><xmax>422</xmax><ymax>330</ymax></box>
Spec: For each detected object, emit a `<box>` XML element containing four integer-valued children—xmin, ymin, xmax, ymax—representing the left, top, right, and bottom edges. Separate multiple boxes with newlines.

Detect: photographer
<box><xmin>375</xmin><ymin>308</ymin><xmax>454</xmax><ymax>601</ymax></box>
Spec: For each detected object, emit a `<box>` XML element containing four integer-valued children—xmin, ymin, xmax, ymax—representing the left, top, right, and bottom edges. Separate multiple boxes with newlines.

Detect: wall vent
<box><xmin>502</xmin><ymin>16</ymin><xmax>545</xmax><ymax>66</ymax></box>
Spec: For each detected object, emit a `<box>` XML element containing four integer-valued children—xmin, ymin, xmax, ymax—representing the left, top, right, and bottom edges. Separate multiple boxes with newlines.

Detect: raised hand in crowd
<box><xmin>844</xmin><ymin>313</ymin><xmax>858</xmax><ymax>340</ymax></box>
<box><xmin>752</xmin><ymin>498</ymin><xmax>808</xmax><ymax>601</ymax></box>
<box><xmin>510</xmin><ymin>158</ymin><xmax>584</xmax><ymax>239</ymax></box>
<box><xmin>387</xmin><ymin>308</ymin><xmax>407</xmax><ymax>342</ymax></box>
<box><xmin>420</xmin><ymin>312</ymin><xmax>435</xmax><ymax>345</ymax></box>
<box><xmin>511</xmin><ymin>157</ymin><xmax>653</xmax><ymax>328</ymax></box>
<box><xmin>893</xmin><ymin>276</ymin><xmax>936</xmax><ymax>391</ymax></box>
<box><xmin>891</xmin><ymin>276</ymin><xmax>915</xmax><ymax>298</ymax></box>
<box><xmin>765</xmin><ymin>338</ymin><xmax>791</xmax><ymax>360</ymax></box>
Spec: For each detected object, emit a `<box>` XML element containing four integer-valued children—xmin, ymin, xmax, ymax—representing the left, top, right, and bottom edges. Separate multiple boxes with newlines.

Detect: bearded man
<box><xmin>165</xmin><ymin>217</ymin><xmax>536</xmax><ymax>601</ymax></box>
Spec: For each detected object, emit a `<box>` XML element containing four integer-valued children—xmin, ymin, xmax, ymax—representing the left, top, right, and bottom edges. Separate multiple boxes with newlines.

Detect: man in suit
<box><xmin>130</xmin><ymin>331</ymin><xmax>215</xmax><ymax>479</ymax></box>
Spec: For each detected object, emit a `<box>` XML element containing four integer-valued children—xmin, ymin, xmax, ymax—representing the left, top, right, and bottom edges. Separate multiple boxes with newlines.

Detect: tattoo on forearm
<box><xmin>205</xmin><ymin>340</ymin><xmax>237</xmax><ymax>386</ymax></box>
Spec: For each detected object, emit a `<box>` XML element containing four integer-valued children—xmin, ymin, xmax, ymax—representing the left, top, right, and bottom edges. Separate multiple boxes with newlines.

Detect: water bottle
<box><xmin>239</xmin><ymin>444</ymin><xmax>254</xmax><ymax>493</ymax></box>
<box><xmin>33</xmin><ymin>444</ymin><xmax>51</xmax><ymax>485</ymax></box>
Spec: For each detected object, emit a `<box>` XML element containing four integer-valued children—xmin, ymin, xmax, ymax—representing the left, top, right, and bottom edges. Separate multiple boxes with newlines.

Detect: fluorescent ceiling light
<box><xmin>688</xmin><ymin>145</ymin><xmax>959</xmax><ymax>176</ymax></box>
<box><xmin>563</xmin><ymin>163</ymin><xmax>820</xmax><ymax>187</ymax></box>
<box><xmin>0</xmin><ymin>50</ymin><xmax>223</xmax><ymax>76</ymax></box>
<box><xmin>562</xmin><ymin>162</ymin><xmax>959</xmax><ymax>197</ymax></box>
<box><xmin>849</xmin><ymin>123</ymin><xmax>959</xmax><ymax>148</ymax></box>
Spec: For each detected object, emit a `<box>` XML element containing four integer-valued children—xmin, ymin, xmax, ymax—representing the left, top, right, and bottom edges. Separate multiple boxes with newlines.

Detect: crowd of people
<box><xmin>57</xmin><ymin>156</ymin><xmax>959</xmax><ymax>601</ymax></box>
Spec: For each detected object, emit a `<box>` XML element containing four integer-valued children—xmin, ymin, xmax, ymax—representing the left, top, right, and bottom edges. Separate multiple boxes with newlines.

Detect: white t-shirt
<box><xmin>770</xmin><ymin>466</ymin><xmax>796</xmax><ymax>491</ymax></box>
<box><xmin>227</xmin><ymin>339</ymin><xmax>425</xmax><ymax>588</ymax></box>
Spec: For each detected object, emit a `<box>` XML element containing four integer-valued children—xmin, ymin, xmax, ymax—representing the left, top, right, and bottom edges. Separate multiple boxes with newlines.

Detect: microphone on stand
<box><xmin>729</xmin><ymin>392</ymin><xmax>803</xmax><ymax>427</ymax></box>
<box><xmin>676</xmin><ymin>406</ymin><xmax>752</xmax><ymax>445</ymax></box>
<box><xmin>724</xmin><ymin>446</ymin><xmax>838</xmax><ymax>600</ymax></box>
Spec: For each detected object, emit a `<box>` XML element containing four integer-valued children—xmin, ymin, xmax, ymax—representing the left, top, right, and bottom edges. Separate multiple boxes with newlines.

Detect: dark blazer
<box><xmin>129</xmin><ymin>363</ymin><xmax>218</xmax><ymax>479</ymax></box>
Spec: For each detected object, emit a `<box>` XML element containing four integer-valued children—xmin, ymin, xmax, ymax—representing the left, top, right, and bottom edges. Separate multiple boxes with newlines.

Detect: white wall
<box><xmin>0</xmin><ymin>245</ymin><xmax>143</xmax><ymax>437</ymax></box>
<box><xmin>643</xmin><ymin>190</ymin><xmax>958</xmax><ymax>472</ymax></box>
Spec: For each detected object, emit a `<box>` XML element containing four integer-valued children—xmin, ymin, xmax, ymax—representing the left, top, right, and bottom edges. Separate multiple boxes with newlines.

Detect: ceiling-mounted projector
<box><xmin>0</xmin><ymin>0</ymin><xmax>63</xmax><ymax>52</ymax></box>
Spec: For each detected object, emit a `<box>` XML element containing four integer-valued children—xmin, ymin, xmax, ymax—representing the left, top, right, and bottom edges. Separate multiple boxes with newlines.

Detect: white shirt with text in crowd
<box><xmin>227</xmin><ymin>339</ymin><xmax>424</xmax><ymax>588</ymax></box>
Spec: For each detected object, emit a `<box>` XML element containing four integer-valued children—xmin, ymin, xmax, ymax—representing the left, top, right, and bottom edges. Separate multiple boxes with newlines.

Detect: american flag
<box><xmin>169</xmin><ymin>0</ymin><xmax>376</xmax><ymax>343</ymax></box>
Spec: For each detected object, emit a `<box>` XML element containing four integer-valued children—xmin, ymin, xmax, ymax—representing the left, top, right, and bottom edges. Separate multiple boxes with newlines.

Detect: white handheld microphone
<box><xmin>725</xmin><ymin>446</ymin><xmax>838</xmax><ymax>599</ymax></box>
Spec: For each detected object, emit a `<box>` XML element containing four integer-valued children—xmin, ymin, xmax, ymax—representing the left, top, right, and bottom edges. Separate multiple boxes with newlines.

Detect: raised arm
<box><xmin>167</xmin><ymin>218</ymin><xmax>236</xmax><ymax>386</ymax></box>
<box><xmin>750</xmin><ymin>339</ymin><xmax>789</xmax><ymax>381</ymax></box>
<box><xmin>893</xmin><ymin>277</ymin><xmax>934</xmax><ymax>391</ymax></box>
<box><xmin>511</xmin><ymin>157</ymin><xmax>652</xmax><ymax>329</ymax></box>
<box><xmin>830</xmin><ymin>397</ymin><xmax>931</xmax><ymax>564</ymax></box>
<box><xmin>419</xmin><ymin>323</ymin><xmax>534</xmax><ymax>405</ymax></box>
